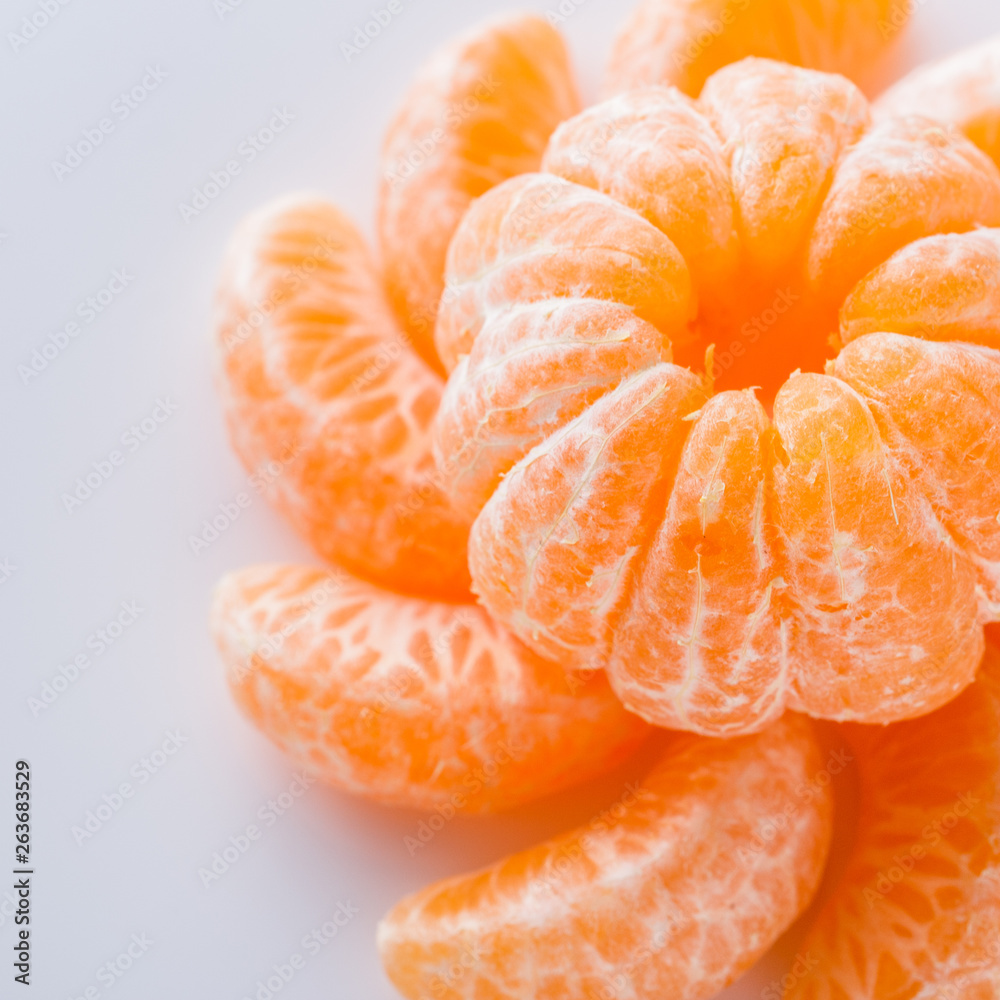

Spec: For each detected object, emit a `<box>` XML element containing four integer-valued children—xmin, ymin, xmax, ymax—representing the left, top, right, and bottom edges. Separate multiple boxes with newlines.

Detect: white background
<box><xmin>2</xmin><ymin>1</ymin><xmax>999</xmax><ymax>998</ymax></box>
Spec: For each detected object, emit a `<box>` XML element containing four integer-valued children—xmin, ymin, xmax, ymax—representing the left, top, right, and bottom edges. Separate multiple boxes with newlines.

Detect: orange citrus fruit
<box><xmin>431</xmin><ymin>57</ymin><xmax>1000</xmax><ymax>734</ymax></box>
<box><xmin>378</xmin><ymin>713</ymin><xmax>833</xmax><ymax>1000</ymax></box>
<box><xmin>874</xmin><ymin>31</ymin><xmax>1000</xmax><ymax>170</ymax></box>
<box><xmin>213</xmin><ymin>193</ymin><xmax>472</xmax><ymax>600</ymax></box>
<box><xmin>784</xmin><ymin>634</ymin><xmax>1000</xmax><ymax>998</ymax></box>
<box><xmin>378</xmin><ymin>13</ymin><xmax>580</xmax><ymax>371</ymax></box>
<box><xmin>210</xmin><ymin>563</ymin><xmax>648</xmax><ymax>812</ymax></box>
<box><xmin>604</xmin><ymin>0</ymin><xmax>907</xmax><ymax>99</ymax></box>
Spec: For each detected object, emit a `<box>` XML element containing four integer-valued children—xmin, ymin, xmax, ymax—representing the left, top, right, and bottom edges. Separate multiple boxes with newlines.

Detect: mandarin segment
<box><xmin>840</xmin><ymin>229</ymin><xmax>1000</xmax><ymax>350</ymax></box>
<box><xmin>377</xmin><ymin>13</ymin><xmax>580</xmax><ymax>370</ymax></box>
<box><xmin>211</xmin><ymin>564</ymin><xmax>648</xmax><ymax>813</ymax></box>
<box><xmin>874</xmin><ymin>32</ymin><xmax>1000</xmax><ymax>169</ymax></box>
<box><xmin>831</xmin><ymin>332</ymin><xmax>1000</xmax><ymax>611</ymax></box>
<box><xmin>772</xmin><ymin>372</ymin><xmax>983</xmax><ymax>723</ymax></box>
<box><xmin>433</xmin><ymin>299</ymin><xmax>672</xmax><ymax>520</ymax></box>
<box><xmin>805</xmin><ymin>116</ymin><xmax>1000</xmax><ymax>308</ymax></box>
<box><xmin>434</xmin><ymin>172</ymin><xmax>696</xmax><ymax>372</ymax></box>
<box><xmin>608</xmin><ymin>389</ymin><xmax>788</xmax><ymax>735</ymax></box>
<box><xmin>785</xmin><ymin>639</ymin><xmax>1000</xmax><ymax>999</ymax></box>
<box><xmin>379</xmin><ymin>713</ymin><xmax>833</xmax><ymax>1000</ymax></box>
<box><xmin>603</xmin><ymin>0</ymin><xmax>905</xmax><ymax>99</ymax></box>
<box><xmin>541</xmin><ymin>85</ymin><xmax>739</xmax><ymax>299</ymax></box>
<box><xmin>699</xmin><ymin>58</ymin><xmax>870</xmax><ymax>277</ymax></box>
<box><xmin>213</xmin><ymin>194</ymin><xmax>472</xmax><ymax>599</ymax></box>
<box><xmin>469</xmin><ymin>363</ymin><xmax>707</xmax><ymax>668</ymax></box>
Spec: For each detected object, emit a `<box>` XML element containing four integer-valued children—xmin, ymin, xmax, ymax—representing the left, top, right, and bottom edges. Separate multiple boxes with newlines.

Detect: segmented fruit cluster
<box><xmin>209</xmin><ymin>5</ymin><xmax>1000</xmax><ymax>998</ymax></box>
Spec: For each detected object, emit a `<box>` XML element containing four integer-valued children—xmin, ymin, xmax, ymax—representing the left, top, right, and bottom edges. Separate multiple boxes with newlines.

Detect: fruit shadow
<box><xmin>308</xmin><ymin>715</ymin><xmax>860</xmax><ymax>996</ymax></box>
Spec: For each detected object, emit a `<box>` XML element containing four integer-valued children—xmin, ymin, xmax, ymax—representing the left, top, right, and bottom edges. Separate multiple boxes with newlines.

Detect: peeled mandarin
<box><xmin>378</xmin><ymin>13</ymin><xmax>580</xmax><ymax>371</ymax></box>
<box><xmin>211</xmin><ymin>563</ymin><xmax>648</xmax><ymax>813</ymax></box>
<box><xmin>433</xmin><ymin>57</ymin><xmax>1000</xmax><ymax>733</ymax></box>
<box><xmin>379</xmin><ymin>713</ymin><xmax>833</xmax><ymax>1000</ymax></box>
<box><xmin>214</xmin><ymin>194</ymin><xmax>471</xmax><ymax>600</ymax></box>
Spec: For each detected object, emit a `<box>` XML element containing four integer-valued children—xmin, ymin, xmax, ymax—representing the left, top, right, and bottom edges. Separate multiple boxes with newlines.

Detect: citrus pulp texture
<box><xmin>211</xmin><ymin>563</ymin><xmax>648</xmax><ymax>812</ymax></box>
